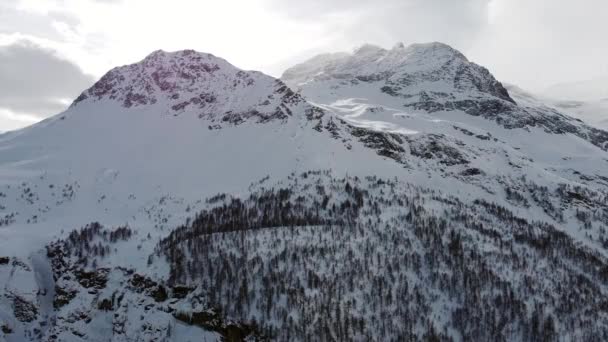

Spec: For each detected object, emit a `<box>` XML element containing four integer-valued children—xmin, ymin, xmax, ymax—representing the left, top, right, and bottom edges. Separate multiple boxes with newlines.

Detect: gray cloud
<box><xmin>0</xmin><ymin>40</ymin><xmax>95</xmax><ymax>118</ymax></box>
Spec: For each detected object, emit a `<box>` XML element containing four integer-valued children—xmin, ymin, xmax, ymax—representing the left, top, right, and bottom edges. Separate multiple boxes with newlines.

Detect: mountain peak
<box><xmin>282</xmin><ymin>42</ymin><xmax>472</xmax><ymax>84</ymax></box>
<box><xmin>282</xmin><ymin>41</ymin><xmax>512</xmax><ymax>104</ymax></box>
<box><xmin>352</xmin><ymin>43</ymin><xmax>385</xmax><ymax>56</ymax></box>
<box><xmin>141</xmin><ymin>49</ymin><xmax>226</xmax><ymax>67</ymax></box>
<box><xmin>392</xmin><ymin>42</ymin><xmax>405</xmax><ymax>50</ymax></box>
<box><xmin>69</xmin><ymin>49</ymin><xmax>309</xmax><ymax>126</ymax></box>
<box><xmin>403</xmin><ymin>41</ymin><xmax>468</xmax><ymax>61</ymax></box>
<box><xmin>71</xmin><ymin>49</ymin><xmax>233</xmax><ymax>108</ymax></box>
<box><xmin>349</xmin><ymin>42</ymin><xmax>466</xmax><ymax>60</ymax></box>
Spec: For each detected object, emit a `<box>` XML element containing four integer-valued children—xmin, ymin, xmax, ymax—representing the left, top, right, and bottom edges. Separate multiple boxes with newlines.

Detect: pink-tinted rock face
<box><xmin>73</xmin><ymin>50</ymin><xmax>225</xmax><ymax>109</ymax></box>
<box><xmin>70</xmin><ymin>49</ymin><xmax>313</xmax><ymax>127</ymax></box>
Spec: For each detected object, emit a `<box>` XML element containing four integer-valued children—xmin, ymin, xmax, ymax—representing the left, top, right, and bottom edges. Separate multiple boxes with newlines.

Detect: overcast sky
<box><xmin>1</xmin><ymin>0</ymin><xmax>607</xmax><ymax>131</ymax></box>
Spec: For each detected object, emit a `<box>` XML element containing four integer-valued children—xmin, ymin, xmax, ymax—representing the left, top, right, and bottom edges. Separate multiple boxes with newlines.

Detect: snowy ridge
<box><xmin>1</xmin><ymin>43</ymin><xmax>608</xmax><ymax>341</ymax></box>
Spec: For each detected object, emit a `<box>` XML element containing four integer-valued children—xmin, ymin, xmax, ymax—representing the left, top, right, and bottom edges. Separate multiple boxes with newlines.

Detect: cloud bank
<box><xmin>0</xmin><ymin>40</ymin><xmax>94</xmax><ymax>130</ymax></box>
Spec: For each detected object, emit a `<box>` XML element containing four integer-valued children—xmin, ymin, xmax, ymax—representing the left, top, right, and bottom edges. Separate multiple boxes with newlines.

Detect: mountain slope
<box><xmin>1</xmin><ymin>44</ymin><xmax>608</xmax><ymax>341</ymax></box>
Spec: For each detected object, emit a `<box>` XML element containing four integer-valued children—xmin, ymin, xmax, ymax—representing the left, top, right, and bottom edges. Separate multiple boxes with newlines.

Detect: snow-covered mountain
<box><xmin>2</xmin><ymin>43</ymin><xmax>608</xmax><ymax>341</ymax></box>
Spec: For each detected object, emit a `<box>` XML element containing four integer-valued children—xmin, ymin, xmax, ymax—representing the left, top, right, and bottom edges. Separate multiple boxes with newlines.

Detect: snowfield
<box><xmin>1</xmin><ymin>43</ymin><xmax>608</xmax><ymax>341</ymax></box>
